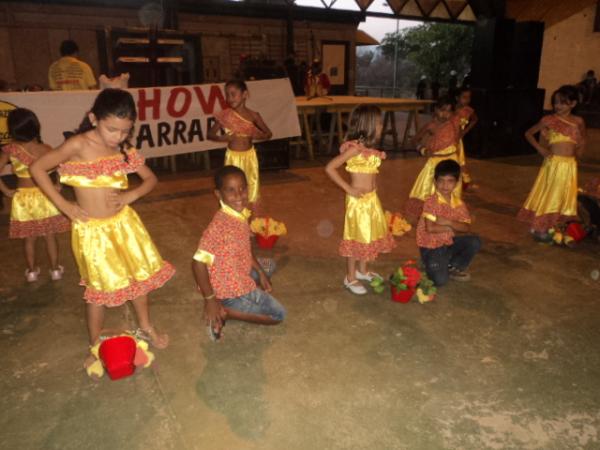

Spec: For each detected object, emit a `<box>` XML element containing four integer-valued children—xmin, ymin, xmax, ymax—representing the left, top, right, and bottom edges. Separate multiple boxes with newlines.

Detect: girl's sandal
<box><xmin>135</xmin><ymin>326</ymin><xmax>169</xmax><ymax>350</ymax></box>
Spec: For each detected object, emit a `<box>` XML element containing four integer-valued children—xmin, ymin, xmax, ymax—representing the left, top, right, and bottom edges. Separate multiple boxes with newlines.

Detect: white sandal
<box><xmin>355</xmin><ymin>271</ymin><xmax>381</xmax><ymax>282</ymax></box>
<box><xmin>344</xmin><ymin>277</ymin><xmax>367</xmax><ymax>295</ymax></box>
<box><xmin>25</xmin><ymin>267</ymin><xmax>40</xmax><ymax>283</ymax></box>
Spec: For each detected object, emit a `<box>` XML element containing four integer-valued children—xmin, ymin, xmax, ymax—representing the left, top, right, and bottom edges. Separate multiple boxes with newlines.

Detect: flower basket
<box><xmin>566</xmin><ymin>222</ymin><xmax>586</xmax><ymax>242</ymax></box>
<box><xmin>548</xmin><ymin>226</ymin><xmax>575</xmax><ymax>246</ymax></box>
<box><xmin>256</xmin><ymin>234</ymin><xmax>279</xmax><ymax>249</ymax></box>
<box><xmin>251</xmin><ymin>217</ymin><xmax>287</xmax><ymax>249</ymax></box>
<box><xmin>391</xmin><ymin>285</ymin><xmax>414</xmax><ymax>303</ymax></box>
<box><xmin>387</xmin><ymin>260</ymin><xmax>437</xmax><ymax>304</ymax></box>
<box><xmin>98</xmin><ymin>336</ymin><xmax>137</xmax><ymax>381</ymax></box>
<box><xmin>385</xmin><ymin>211</ymin><xmax>412</xmax><ymax>237</ymax></box>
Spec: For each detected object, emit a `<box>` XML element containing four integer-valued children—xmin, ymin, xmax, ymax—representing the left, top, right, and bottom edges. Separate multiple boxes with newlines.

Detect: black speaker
<box><xmin>465</xmin><ymin>88</ymin><xmax>545</xmax><ymax>158</ymax></box>
<box><xmin>510</xmin><ymin>21</ymin><xmax>545</xmax><ymax>89</ymax></box>
<box><xmin>471</xmin><ymin>18</ymin><xmax>515</xmax><ymax>89</ymax></box>
<box><xmin>471</xmin><ymin>18</ymin><xmax>544</xmax><ymax>90</ymax></box>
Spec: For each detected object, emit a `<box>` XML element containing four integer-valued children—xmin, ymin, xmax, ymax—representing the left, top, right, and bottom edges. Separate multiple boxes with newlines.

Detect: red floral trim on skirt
<box><xmin>404</xmin><ymin>197</ymin><xmax>425</xmax><ymax>218</ymax></box>
<box><xmin>517</xmin><ymin>208</ymin><xmax>578</xmax><ymax>233</ymax></box>
<box><xmin>9</xmin><ymin>215</ymin><xmax>71</xmax><ymax>239</ymax></box>
<box><xmin>82</xmin><ymin>262</ymin><xmax>176</xmax><ymax>307</ymax></box>
<box><xmin>339</xmin><ymin>234</ymin><xmax>395</xmax><ymax>261</ymax></box>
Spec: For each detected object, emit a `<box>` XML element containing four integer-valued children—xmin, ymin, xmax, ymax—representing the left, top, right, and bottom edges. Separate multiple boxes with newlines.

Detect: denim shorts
<box><xmin>221</xmin><ymin>289</ymin><xmax>286</xmax><ymax>322</ymax></box>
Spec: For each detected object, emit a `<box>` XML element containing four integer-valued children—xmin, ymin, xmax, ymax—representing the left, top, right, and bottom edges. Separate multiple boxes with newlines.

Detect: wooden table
<box><xmin>295</xmin><ymin>96</ymin><xmax>432</xmax><ymax>160</ymax></box>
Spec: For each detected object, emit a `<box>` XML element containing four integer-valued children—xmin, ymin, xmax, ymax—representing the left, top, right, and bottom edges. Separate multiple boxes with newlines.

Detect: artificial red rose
<box><xmin>402</xmin><ymin>266</ymin><xmax>421</xmax><ymax>288</ymax></box>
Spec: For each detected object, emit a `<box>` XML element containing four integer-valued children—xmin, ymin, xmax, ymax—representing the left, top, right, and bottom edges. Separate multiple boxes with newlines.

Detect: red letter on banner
<box><xmin>193</xmin><ymin>85</ymin><xmax>227</xmax><ymax>114</ymax></box>
<box><xmin>138</xmin><ymin>88</ymin><xmax>161</xmax><ymax>121</ymax></box>
<box><xmin>167</xmin><ymin>87</ymin><xmax>192</xmax><ymax>118</ymax></box>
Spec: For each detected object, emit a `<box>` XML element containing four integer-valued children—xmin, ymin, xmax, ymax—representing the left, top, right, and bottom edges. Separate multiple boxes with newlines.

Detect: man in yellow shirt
<box><xmin>48</xmin><ymin>40</ymin><xmax>97</xmax><ymax>91</ymax></box>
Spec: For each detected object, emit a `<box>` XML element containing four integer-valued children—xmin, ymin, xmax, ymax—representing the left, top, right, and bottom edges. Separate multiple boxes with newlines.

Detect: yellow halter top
<box><xmin>58</xmin><ymin>148</ymin><xmax>145</xmax><ymax>189</ymax></box>
<box><xmin>341</xmin><ymin>140</ymin><xmax>386</xmax><ymax>174</ymax></box>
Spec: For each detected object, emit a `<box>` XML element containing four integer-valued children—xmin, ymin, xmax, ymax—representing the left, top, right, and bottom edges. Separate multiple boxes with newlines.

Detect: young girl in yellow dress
<box><xmin>0</xmin><ymin>108</ymin><xmax>70</xmax><ymax>282</ymax></box>
<box><xmin>325</xmin><ymin>105</ymin><xmax>395</xmax><ymax>295</ymax></box>
<box><xmin>518</xmin><ymin>85</ymin><xmax>586</xmax><ymax>240</ymax></box>
<box><xmin>30</xmin><ymin>89</ymin><xmax>175</xmax><ymax>370</ymax></box>
<box><xmin>405</xmin><ymin>96</ymin><xmax>461</xmax><ymax>218</ymax></box>
<box><xmin>454</xmin><ymin>87</ymin><xmax>478</xmax><ymax>190</ymax></box>
<box><xmin>208</xmin><ymin>80</ymin><xmax>272</xmax><ymax>209</ymax></box>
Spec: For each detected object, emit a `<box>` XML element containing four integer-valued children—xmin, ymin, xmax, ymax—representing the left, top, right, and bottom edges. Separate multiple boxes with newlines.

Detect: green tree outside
<box><xmin>379</xmin><ymin>22</ymin><xmax>474</xmax><ymax>87</ymax></box>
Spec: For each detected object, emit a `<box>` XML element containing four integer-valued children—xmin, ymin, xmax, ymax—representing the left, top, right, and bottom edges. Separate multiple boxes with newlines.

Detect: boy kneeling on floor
<box><xmin>192</xmin><ymin>166</ymin><xmax>286</xmax><ymax>341</ymax></box>
<box><xmin>416</xmin><ymin>159</ymin><xmax>481</xmax><ymax>286</ymax></box>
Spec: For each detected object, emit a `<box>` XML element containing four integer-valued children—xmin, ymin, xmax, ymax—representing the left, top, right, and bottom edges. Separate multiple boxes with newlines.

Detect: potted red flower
<box><xmin>389</xmin><ymin>260</ymin><xmax>421</xmax><ymax>303</ymax></box>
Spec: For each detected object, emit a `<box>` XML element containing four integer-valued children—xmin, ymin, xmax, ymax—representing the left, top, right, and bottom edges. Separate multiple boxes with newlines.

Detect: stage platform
<box><xmin>1</xmin><ymin>155</ymin><xmax>599</xmax><ymax>449</ymax></box>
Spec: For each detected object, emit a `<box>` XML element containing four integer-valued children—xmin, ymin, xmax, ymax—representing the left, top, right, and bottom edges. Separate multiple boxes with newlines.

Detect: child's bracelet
<box><xmin>196</xmin><ymin>285</ymin><xmax>216</xmax><ymax>301</ymax></box>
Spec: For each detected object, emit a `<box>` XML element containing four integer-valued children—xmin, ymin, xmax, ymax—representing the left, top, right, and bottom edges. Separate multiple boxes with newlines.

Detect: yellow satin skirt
<box><xmin>225</xmin><ymin>147</ymin><xmax>259</xmax><ymax>203</ymax></box>
<box><xmin>72</xmin><ymin>206</ymin><xmax>175</xmax><ymax>307</ymax></box>
<box><xmin>339</xmin><ymin>191</ymin><xmax>395</xmax><ymax>261</ymax></box>
<box><xmin>9</xmin><ymin>187</ymin><xmax>70</xmax><ymax>239</ymax></box>
<box><xmin>518</xmin><ymin>155</ymin><xmax>578</xmax><ymax>231</ymax></box>
<box><xmin>457</xmin><ymin>139</ymin><xmax>472</xmax><ymax>184</ymax></box>
<box><xmin>408</xmin><ymin>153</ymin><xmax>462</xmax><ymax>202</ymax></box>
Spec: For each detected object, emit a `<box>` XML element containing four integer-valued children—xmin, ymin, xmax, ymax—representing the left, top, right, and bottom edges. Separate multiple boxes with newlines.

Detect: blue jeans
<box><xmin>221</xmin><ymin>258</ymin><xmax>286</xmax><ymax>322</ymax></box>
<box><xmin>419</xmin><ymin>235</ymin><xmax>482</xmax><ymax>287</ymax></box>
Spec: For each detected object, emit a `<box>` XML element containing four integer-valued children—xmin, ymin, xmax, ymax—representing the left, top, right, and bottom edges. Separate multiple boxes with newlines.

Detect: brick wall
<box><xmin>0</xmin><ymin>2</ymin><xmax>356</xmax><ymax>91</ymax></box>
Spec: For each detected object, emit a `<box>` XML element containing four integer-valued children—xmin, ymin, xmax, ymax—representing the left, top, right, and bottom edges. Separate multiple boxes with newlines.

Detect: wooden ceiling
<box><xmin>506</xmin><ymin>0</ymin><xmax>597</xmax><ymax>26</ymax></box>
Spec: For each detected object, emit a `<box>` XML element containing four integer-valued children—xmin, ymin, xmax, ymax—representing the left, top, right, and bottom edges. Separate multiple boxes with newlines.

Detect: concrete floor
<box><xmin>1</xmin><ymin>153</ymin><xmax>599</xmax><ymax>450</ymax></box>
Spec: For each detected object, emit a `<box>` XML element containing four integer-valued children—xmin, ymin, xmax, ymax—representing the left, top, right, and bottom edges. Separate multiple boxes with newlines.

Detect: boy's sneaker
<box><xmin>355</xmin><ymin>270</ymin><xmax>382</xmax><ymax>282</ymax></box>
<box><xmin>449</xmin><ymin>267</ymin><xmax>471</xmax><ymax>282</ymax></box>
<box><xmin>344</xmin><ymin>277</ymin><xmax>367</xmax><ymax>295</ymax></box>
<box><xmin>25</xmin><ymin>267</ymin><xmax>40</xmax><ymax>283</ymax></box>
<box><xmin>49</xmin><ymin>265</ymin><xmax>64</xmax><ymax>281</ymax></box>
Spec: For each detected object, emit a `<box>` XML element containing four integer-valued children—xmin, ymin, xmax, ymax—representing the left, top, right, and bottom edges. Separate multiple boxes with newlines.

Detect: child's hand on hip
<box><xmin>62</xmin><ymin>201</ymin><xmax>89</xmax><ymax>222</ymax></box>
<box><xmin>107</xmin><ymin>191</ymin><xmax>135</xmax><ymax>209</ymax></box>
<box><xmin>346</xmin><ymin>186</ymin><xmax>365</xmax><ymax>198</ymax></box>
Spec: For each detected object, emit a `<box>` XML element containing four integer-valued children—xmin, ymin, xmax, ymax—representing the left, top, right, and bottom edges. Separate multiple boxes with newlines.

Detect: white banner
<box><xmin>0</xmin><ymin>78</ymin><xmax>301</xmax><ymax>160</ymax></box>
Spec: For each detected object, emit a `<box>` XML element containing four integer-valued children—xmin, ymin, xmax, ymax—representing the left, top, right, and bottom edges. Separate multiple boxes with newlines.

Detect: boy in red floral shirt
<box><xmin>416</xmin><ymin>160</ymin><xmax>481</xmax><ymax>286</ymax></box>
<box><xmin>192</xmin><ymin>166</ymin><xmax>285</xmax><ymax>340</ymax></box>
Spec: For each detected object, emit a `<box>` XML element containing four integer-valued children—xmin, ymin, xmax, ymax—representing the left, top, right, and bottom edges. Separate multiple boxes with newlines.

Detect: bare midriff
<box><xmin>73</xmin><ymin>187</ymin><xmax>123</xmax><ymax>219</ymax></box>
<box><xmin>350</xmin><ymin>172</ymin><xmax>377</xmax><ymax>193</ymax></box>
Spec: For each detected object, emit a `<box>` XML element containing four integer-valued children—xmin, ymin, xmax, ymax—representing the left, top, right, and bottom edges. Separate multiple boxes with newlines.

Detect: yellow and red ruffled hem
<box><xmin>517</xmin><ymin>208</ymin><xmax>577</xmax><ymax>233</ymax></box>
<box><xmin>82</xmin><ymin>262</ymin><xmax>176</xmax><ymax>307</ymax></box>
<box><xmin>9</xmin><ymin>215</ymin><xmax>71</xmax><ymax>239</ymax></box>
<box><xmin>339</xmin><ymin>234</ymin><xmax>395</xmax><ymax>261</ymax></box>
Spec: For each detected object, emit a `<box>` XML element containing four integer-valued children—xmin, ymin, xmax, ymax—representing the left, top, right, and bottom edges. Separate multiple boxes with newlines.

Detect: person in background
<box><xmin>0</xmin><ymin>108</ymin><xmax>70</xmax><ymax>282</ymax></box>
<box><xmin>208</xmin><ymin>80</ymin><xmax>272</xmax><ymax>211</ymax></box>
<box><xmin>581</xmin><ymin>70</ymin><xmax>597</xmax><ymax>104</ymax></box>
<box><xmin>48</xmin><ymin>40</ymin><xmax>97</xmax><ymax>91</ymax></box>
<box><xmin>405</xmin><ymin>96</ymin><xmax>461</xmax><ymax>218</ymax></box>
<box><xmin>454</xmin><ymin>87</ymin><xmax>479</xmax><ymax>190</ymax></box>
<box><xmin>416</xmin><ymin>76</ymin><xmax>427</xmax><ymax>100</ymax></box>
<box><xmin>518</xmin><ymin>85</ymin><xmax>586</xmax><ymax>241</ymax></box>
